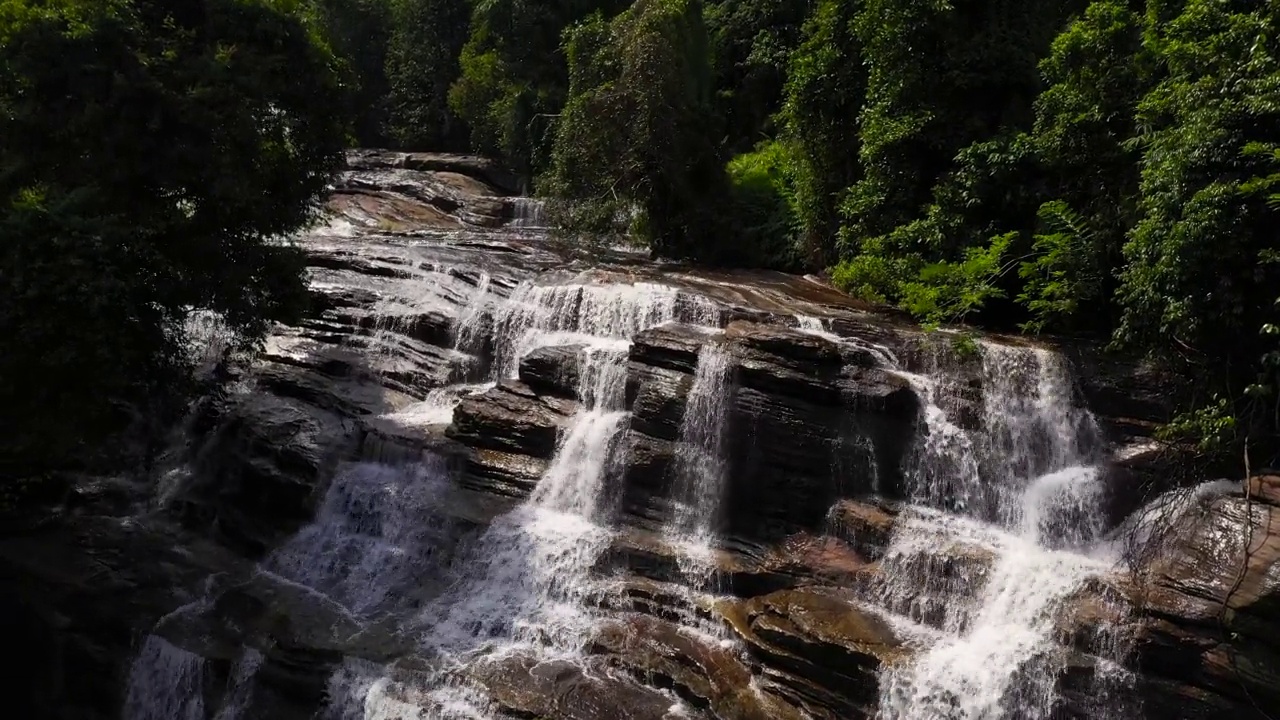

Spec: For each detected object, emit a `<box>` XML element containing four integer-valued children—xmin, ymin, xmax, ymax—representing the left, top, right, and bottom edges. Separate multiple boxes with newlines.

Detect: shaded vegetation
<box><xmin>0</xmin><ymin>0</ymin><xmax>349</xmax><ymax>479</ymax></box>
<box><xmin>5</xmin><ymin>0</ymin><xmax>1279</xmax><ymax>477</ymax></box>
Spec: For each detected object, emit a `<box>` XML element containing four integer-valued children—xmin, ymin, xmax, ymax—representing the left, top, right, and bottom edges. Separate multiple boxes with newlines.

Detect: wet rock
<box><xmin>346</xmin><ymin>149</ymin><xmax>522</xmax><ymax>195</ymax></box>
<box><xmin>623</xmin><ymin>322</ymin><xmax>919</xmax><ymax>542</ymax></box>
<box><xmin>469</xmin><ymin>652</ymin><xmax>692</xmax><ymax>720</ymax></box>
<box><xmin>519</xmin><ymin>344</ymin><xmax>583</xmax><ymax>399</ymax></box>
<box><xmin>457</xmin><ymin>448</ymin><xmax>549</xmax><ymax>499</ymax></box>
<box><xmin>596</xmin><ymin>528</ymin><xmax>793</xmax><ymax>597</ymax></box>
<box><xmin>827</xmin><ymin>499</ymin><xmax>900</xmax><ymax>560</ymax></box>
<box><xmin>1125</xmin><ymin>476</ymin><xmax>1280</xmax><ymax>715</ymax></box>
<box><xmin>618</xmin><ymin>431</ymin><xmax>677</xmax><ymax>525</ymax></box>
<box><xmin>592</xmin><ymin>614</ymin><xmax>807</xmax><ymax>720</ymax></box>
<box><xmin>173</xmin><ymin>393</ymin><xmax>354</xmax><ymax>556</ymax></box>
<box><xmin>716</xmin><ymin>588</ymin><xmax>904</xmax><ymax>718</ymax></box>
<box><xmin>630</xmin><ymin>324</ymin><xmax>714</xmax><ymax>374</ymax></box>
<box><xmin>626</xmin><ymin>361</ymin><xmax>693</xmax><ymax>441</ymax></box>
<box><xmin>725</xmin><ymin>321</ymin><xmax>842</xmax><ymax>403</ymax></box>
<box><xmin>447</xmin><ymin>381</ymin><xmax>575</xmax><ymax>458</ymax></box>
<box><xmin>0</xmin><ymin>515</ymin><xmax>247</xmax><ymax>720</ymax></box>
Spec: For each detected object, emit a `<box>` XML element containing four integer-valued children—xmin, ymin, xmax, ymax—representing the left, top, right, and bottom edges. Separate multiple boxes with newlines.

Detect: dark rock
<box><xmin>716</xmin><ymin>588</ymin><xmax>904</xmax><ymax>718</ymax></box>
<box><xmin>592</xmin><ymin>614</ymin><xmax>807</xmax><ymax>720</ymax></box>
<box><xmin>0</xmin><ymin>516</ymin><xmax>247</xmax><ymax>720</ymax></box>
<box><xmin>446</xmin><ymin>381</ymin><xmax>575</xmax><ymax>458</ymax></box>
<box><xmin>826</xmin><ymin>499</ymin><xmax>900</xmax><ymax>560</ymax></box>
<box><xmin>174</xmin><ymin>393</ymin><xmax>354</xmax><ymax>556</ymax></box>
<box><xmin>469</xmin><ymin>652</ymin><xmax>691</xmax><ymax>720</ymax></box>
<box><xmin>629</xmin><ymin>324</ymin><xmax>714</xmax><ymax>374</ymax></box>
<box><xmin>618</xmin><ymin>431</ymin><xmax>677</xmax><ymax>525</ymax></box>
<box><xmin>625</xmin><ymin>362</ymin><xmax>693</xmax><ymax>441</ymax></box>
<box><xmin>519</xmin><ymin>344</ymin><xmax>583</xmax><ymax>399</ymax></box>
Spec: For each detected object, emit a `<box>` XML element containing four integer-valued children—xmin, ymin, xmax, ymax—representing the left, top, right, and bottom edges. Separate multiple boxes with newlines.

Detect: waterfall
<box><xmin>509</xmin><ymin>197</ymin><xmax>546</xmax><ymax>229</ymax></box>
<box><xmin>123</xmin><ymin>636</ymin><xmax>207</xmax><ymax>720</ymax></box>
<box><xmin>319</xmin><ymin>280</ymin><xmax>684</xmax><ymax>717</ymax></box>
<box><xmin>380</xmin><ymin>382</ymin><xmax>496</xmax><ymax>428</ymax></box>
<box><xmin>489</xmin><ymin>282</ymin><xmax>680</xmax><ymax>378</ymax></box>
<box><xmin>664</xmin><ymin>343</ymin><xmax>735</xmax><ymax>584</ymax></box>
<box><xmin>452</xmin><ymin>272</ymin><xmax>492</xmax><ymax>355</ymax></box>
<box><xmin>423</xmin><ymin>343</ymin><xmax>630</xmax><ymax>655</ymax></box>
<box><xmin>875</xmin><ymin>340</ymin><xmax>1119</xmax><ymax>720</ymax></box>
<box><xmin>263</xmin><ymin>456</ymin><xmax>460</xmax><ymax>617</ymax></box>
<box><xmin>213</xmin><ymin>650</ymin><xmax>264</xmax><ymax>720</ymax></box>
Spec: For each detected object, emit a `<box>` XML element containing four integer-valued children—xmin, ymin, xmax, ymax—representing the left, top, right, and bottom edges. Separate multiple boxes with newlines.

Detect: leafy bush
<box><xmin>0</xmin><ymin>0</ymin><xmax>348</xmax><ymax>477</ymax></box>
<box><xmin>722</xmin><ymin>141</ymin><xmax>802</xmax><ymax>269</ymax></box>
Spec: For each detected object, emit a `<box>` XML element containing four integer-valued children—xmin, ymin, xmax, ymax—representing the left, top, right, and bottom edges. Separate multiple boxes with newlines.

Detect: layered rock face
<box><xmin>2</xmin><ymin>151</ymin><xmax>1274</xmax><ymax>720</ymax></box>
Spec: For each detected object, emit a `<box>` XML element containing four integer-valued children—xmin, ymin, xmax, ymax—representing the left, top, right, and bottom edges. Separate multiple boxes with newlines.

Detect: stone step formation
<box><xmin>6</xmin><ymin>151</ymin><xmax>1276</xmax><ymax>720</ymax></box>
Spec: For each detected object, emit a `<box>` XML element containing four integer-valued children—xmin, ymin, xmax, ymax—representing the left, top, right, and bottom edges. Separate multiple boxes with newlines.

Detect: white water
<box><xmin>664</xmin><ymin>343</ymin><xmax>735</xmax><ymax>584</ymax></box>
<box><xmin>489</xmin><ymin>282</ymin><xmax>681</xmax><ymax>378</ymax></box>
<box><xmin>264</xmin><ymin>456</ymin><xmax>459</xmax><ymax>617</ymax></box>
<box><xmin>875</xmin><ymin>340</ymin><xmax>1118</xmax><ymax>720</ymax></box>
<box><xmin>213</xmin><ymin>650</ymin><xmax>264</xmax><ymax>720</ymax></box>
<box><xmin>319</xmin><ymin>280</ymin><xmax>686</xmax><ymax>718</ymax></box>
<box><xmin>380</xmin><ymin>382</ymin><xmax>496</xmax><ymax>428</ymax></box>
<box><xmin>123</xmin><ymin>636</ymin><xmax>207</xmax><ymax>720</ymax></box>
<box><xmin>452</xmin><ymin>272</ymin><xmax>492</xmax><ymax>355</ymax></box>
<box><xmin>128</xmin><ymin>262</ymin><xmax>1150</xmax><ymax>720</ymax></box>
<box><xmin>509</xmin><ymin>197</ymin><xmax>546</xmax><ymax>229</ymax></box>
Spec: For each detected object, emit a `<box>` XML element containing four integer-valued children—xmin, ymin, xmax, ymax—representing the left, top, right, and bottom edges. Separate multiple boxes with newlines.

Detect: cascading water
<box><xmin>509</xmin><ymin>198</ymin><xmax>546</xmax><ymax>229</ymax></box>
<box><xmin>489</xmin><ymin>282</ymin><xmax>682</xmax><ymax>378</ymax></box>
<box><xmin>262</xmin><ymin>456</ymin><xmax>460</xmax><ymax>617</ymax></box>
<box><xmin>123</xmin><ymin>636</ymin><xmax>207</xmax><ymax>720</ymax></box>
<box><xmin>126</xmin><ymin>244</ymin><xmax>1150</xmax><ymax>720</ymax></box>
<box><xmin>664</xmin><ymin>343</ymin><xmax>735</xmax><ymax>585</ymax></box>
<box><xmin>380</xmin><ymin>382</ymin><xmax>496</xmax><ymax>428</ymax></box>
<box><xmin>322</xmin><ymin>280</ymin><xmax>686</xmax><ymax>717</ymax></box>
<box><xmin>874</xmin><ymin>340</ymin><xmax>1121</xmax><ymax>720</ymax></box>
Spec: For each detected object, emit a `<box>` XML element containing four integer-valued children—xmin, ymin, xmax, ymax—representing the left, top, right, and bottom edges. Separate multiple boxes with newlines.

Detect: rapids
<box><xmin>116</xmin><ymin>153</ymin><xmax>1207</xmax><ymax>720</ymax></box>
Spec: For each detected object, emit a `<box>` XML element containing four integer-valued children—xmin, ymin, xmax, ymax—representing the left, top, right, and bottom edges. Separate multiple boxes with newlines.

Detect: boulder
<box><xmin>174</xmin><ymin>393</ymin><xmax>354</xmax><ymax>556</ymax></box>
<box><xmin>1124</xmin><ymin>476</ymin><xmax>1280</xmax><ymax>715</ymax></box>
<box><xmin>629</xmin><ymin>324</ymin><xmax>712</xmax><ymax>374</ymax></box>
<box><xmin>446</xmin><ymin>381</ymin><xmax>575</xmax><ymax>458</ymax></box>
<box><xmin>625</xmin><ymin>361</ymin><xmax>693</xmax><ymax>441</ymax></box>
<box><xmin>716</xmin><ymin>588</ymin><xmax>904</xmax><ymax>718</ymax></box>
<box><xmin>592</xmin><ymin>614</ymin><xmax>807</xmax><ymax>720</ymax></box>
<box><xmin>0</xmin><ymin>515</ymin><xmax>248</xmax><ymax>720</ymax></box>
<box><xmin>518</xmin><ymin>344</ymin><xmax>583</xmax><ymax>399</ymax></box>
<box><xmin>468</xmin><ymin>652</ymin><xmax>690</xmax><ymax>720</ymax></box>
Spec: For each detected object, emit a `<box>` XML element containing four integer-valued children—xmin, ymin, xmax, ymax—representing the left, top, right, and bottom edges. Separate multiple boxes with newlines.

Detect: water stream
<box><xmin>874</xmin><ymin>341</ymin><xmax>1118</xmax><ymax>719</ymax></box>
<box><xmin>127</xmin><ymin>279</ymin><xmax>1143</xmax><ymax>719</ymax></box>
<box><xmin>664</xmin><ymin>342</ymin><xmax>735</xmax><ymax>586</ymax></box>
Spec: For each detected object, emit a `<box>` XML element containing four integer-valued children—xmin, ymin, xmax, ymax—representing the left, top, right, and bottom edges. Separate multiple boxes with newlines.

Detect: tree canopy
<box><xmin>5</xmin><ymin>0</ymin><xmax>1279</xmax><ymax>475</ymax></box>
<box><xmin>0</xmin><ymin>0</ymin><xmax>349</xmax><ymax>478</ymax></box>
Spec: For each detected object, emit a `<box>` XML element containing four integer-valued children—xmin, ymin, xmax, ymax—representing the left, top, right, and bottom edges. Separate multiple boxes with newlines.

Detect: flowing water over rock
<box><xmin>665</xmin><ymin>342</ymin><xmax>735</xmax><ymax>585</ymax></box>
<box><xmin>123</xmin><ymin>636</ymin><xmax>208</xmax><ymax>720</ymax></box>
<box><xmin>874</xmin><ymin>342</ymin><xmax>1118</xmax><ymax>719</ymax></box>
<box><xmin>99</xmin><ymin>152</ymin><xmax>1276</xmax><ymax>720</ymax></box>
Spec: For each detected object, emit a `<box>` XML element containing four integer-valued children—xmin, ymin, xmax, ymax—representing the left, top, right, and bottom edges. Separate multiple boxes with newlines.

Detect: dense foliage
<box><xmin>4</xmin><ymin>0</ymin><xmax>1277</xmax><ymax>476</ymax></box>
<box><xmin>544</xmin><ymin>0</ymin><xmax>719</xmax><ymax>258</ymax></box>
<box><xmin>0</xmin><ymin>0</ymin><xmax>349</xmax><ymax>478</ymax></box>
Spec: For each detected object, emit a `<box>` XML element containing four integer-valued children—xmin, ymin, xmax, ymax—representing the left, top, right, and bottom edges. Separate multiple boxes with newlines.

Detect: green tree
<box><xmin>1116</xmin><ymin>0</ymin><xmax>1280</xmax><ymax>359</ymax></box>
<box><xmin>1018</xmin><ymin>0</ymin><xmax>1150</xmax><ymax>334</ymax></box>
<box><xmin>778</xmin><ymin>0</ymin><xmax>866</xmax><ymax>266</ymax></box>
<box><xmin>545</xmin><ymin>0</ymin><xmax>719</xmax><ymax>259</ymax></box>
<box><xmin>311</xmin><ymin>0</ymin><xmax>393</xmax><ymax>146</ymax></box>
<box><xmin>449</xmin><ymin>0</ymin><xmax>629</xmax><ymax>178</ymax></box>
<box><xmin>385</xmin><ymin>0</ymin><xmax>472</xmax><ymax>150</ymax></box>
<box><xmin>0</xmin><ymin>0</ymin><xmax>349</xmax><ymax>479</ymax></box>
<box><xmin>704</xmin><ymin>0</ymin><xmax>811</xmax><ymax>155</ymax></box>
<box><xmin>827</xmin><ymin>0</ymin><xmax>1083</xmax><ymax>322</ymax></box>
